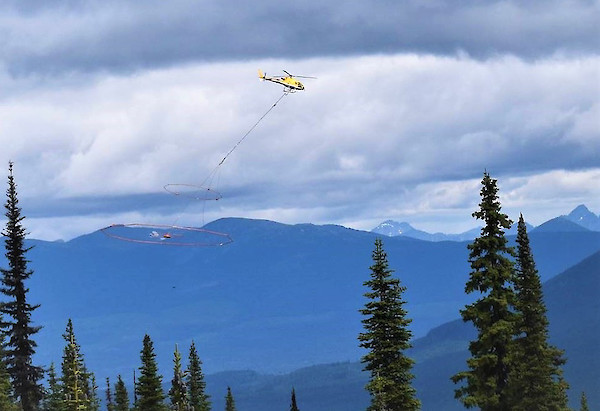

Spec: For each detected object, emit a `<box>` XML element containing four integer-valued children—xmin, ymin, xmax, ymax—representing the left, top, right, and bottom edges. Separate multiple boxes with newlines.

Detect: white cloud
<box><xmin>1</xmin><ymin>54</ymin><xmax>598</xmax><ymax>239</ymax></box>
<box><xmin>501</xmin><ymin>169</ymin><xmax>600</xmax><ymax>223</ymax></box>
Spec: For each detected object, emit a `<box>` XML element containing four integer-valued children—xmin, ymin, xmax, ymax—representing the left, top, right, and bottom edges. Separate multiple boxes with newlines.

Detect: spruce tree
<box><xmin>169</xmin><ymin>344</ymin><xmax>189</xmax><ymax>411</ymax></box>
<box><xmin>508</xmin><ymin>214</ymin><xmax>569</xmax><ymax>409</ymax></box>
<box><xmin>0</xmin><ymin>161</ymin><xmax>44</xmax><ymax>409</ymax></box>
<box><xmin>106</xmin><ymin>377</ymin><xmax>115</xmax><ymax>411</ymax></box>
<box><xmin>84</xmin><ymin>370</ymin><xmax>100</xmax><ymax>411</ymax></box>
<box><xmin>186</xmin><ymin>341</ymin><xmax>210</xmax><ymax>411</ymax></box>
<box><xmin>114</xmin><ymin>375</ymin><xmax>130</xmax><ymax>411</ymax></box>
<box><xmin>451</xmin><ymin>172</ymin><xmax>517</xmax><ymax>410</ymax></box>
<box><xmin>224</xmin><ymin>387</ymin><xmax>236</xmax><ymax>411</ymax></box>
<box><xmin>61</xmin><ymin>319</ymin><xmax>90</xmax><ymax>411</ymax></box>
<box><xmin>44</xmin><ymin>362</ymin><xmax>63</xmax><ymax>411</ymax></box>
<box><xmin>358</xmin><ymin>238</ymin><xmax>420</xmax><ymax>410</ymax></box>
<box><xmin>135</xmin><ymin>334</ymin><xmax>166</xmax><ymax>411</ymax></box>
<box><xmin>289</xmin><ymin>387</ymin><xmax>299</xmax><ymax>411</ymax></box>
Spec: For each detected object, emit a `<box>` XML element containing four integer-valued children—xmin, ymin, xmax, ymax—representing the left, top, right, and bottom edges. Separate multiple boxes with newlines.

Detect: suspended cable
<box><xmin>217</xmin><ymin>91</ymin><xmax>289</xmax><ymax>167</ymax></box>
<box><xmin>103</xmin><ymin>90</ymin><xmax>291</xmax><ymax>246</ymax></box>
<box><xmin>162</xmin><ymin>90</ymin><xmax>290</xmax><ymax>233</ymax></box>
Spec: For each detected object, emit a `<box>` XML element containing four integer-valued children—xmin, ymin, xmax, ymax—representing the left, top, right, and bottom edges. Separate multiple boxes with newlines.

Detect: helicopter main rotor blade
<box><xmin>282</xmin><ymin>70</ymin><xmax>317</xmax><ymax>79</ymax></box>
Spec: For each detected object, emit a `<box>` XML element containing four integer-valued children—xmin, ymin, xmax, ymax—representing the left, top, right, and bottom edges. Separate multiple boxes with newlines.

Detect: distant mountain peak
<box><xmin>571</xmin><ymin>204</ymin><xmax>591</xmax><ymax>213</ymax></box>
<box><xmin>371</xmin><ymin>204</ymin><xmax>600</xmax><ymax>242</ymax></box>
<box><xmin>371</xmin><ymin>220</ymin><xmax>481</xmax><ymax>242</ymax></box>
<box><xmin>564</xmin><ymin>204</ymin><xmax>600</xmax><ymax>231</ymax></box>
<box><xmin>371</xmin><ymin>220</ymin><xmax>416</xmax><ymax>237</ymax></box>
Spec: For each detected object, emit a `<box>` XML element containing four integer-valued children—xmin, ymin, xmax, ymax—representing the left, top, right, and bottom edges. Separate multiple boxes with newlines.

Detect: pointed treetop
<box><xmin>187</xmin><ymin>340</ymin><xmax>210</xmax><ymax>411</ymax></box>
<box><xmin>290</xmin><ymin>387</ymin><xmax>300</xmax><ymax>411</ymax></box>
<box><xmin>225</xmin><ymin>386</ymin><xmax>236</xmax><ymax>411</ymax></box>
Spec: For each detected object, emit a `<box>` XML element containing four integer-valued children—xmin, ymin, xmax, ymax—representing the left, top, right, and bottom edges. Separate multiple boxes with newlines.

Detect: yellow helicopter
<box><xmin>258</xmin><ymin>69</ymin><xmax>316</xmax><ymax>92</ymax></box>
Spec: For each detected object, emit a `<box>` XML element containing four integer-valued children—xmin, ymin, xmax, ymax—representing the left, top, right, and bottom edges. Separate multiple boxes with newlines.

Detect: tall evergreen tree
<box><xmin>186</xmin><ymin>341</ymin><xmax>210</xmax><ymax>411</ymax></box>
<box><xmin>105</xmin><ymin>377</ymin><xmax>115</xmax><ymax>411</ymax></box>
<box><xmin>83</xmin><ymin>369</ymin><xmax>100</xmax><ymax>411</ymax></box>
<box><xmin>358</xmin><ymin>238</ymin><xmax>420</xmax><ymax>410</ymax></box>
<box><xmin>135</xmin><ymin>334</ymin><xmax>166</xmax><ymax>411</ymax></box>
<box><xmin>508</xmin><ymin>214</ymin><xmax>569</xmax><ymax>409</ymax></box>
<box><xmin>224</xmin><ymin>387</ymin><xmax>236</xmax><ymax>411</ymax></box>
<box><xmin>61</xmin><ymin>319</ymin><xmax>90</xmax><ymax>411</ymax></box>
<box><xmin>114</xmin><ymin>375</ymin><xmax>130</xmax><ymax>411</ymax></box>
<box><xmin>44</xmin><ymin>362</ymin><xmax>63</xmax><ymax>411</ymax></box>
<box><xmin>0</xmin><ymin>161</ymin><xmax>44</xmax><ymax>409</ymax></box>
<box><xmin>451</xmin><ymin>172</ymin><xmax>517</xmax><ymax>410</ymax></box>
<box><xmin>289</xmin><ymin>387</ymin><xmax>299</xmax><ymax>411</ymax></box>
<box><xmin>169</xmin><ymin>344</ymin><xmax>189</xmax><ymax>411</ymax></box>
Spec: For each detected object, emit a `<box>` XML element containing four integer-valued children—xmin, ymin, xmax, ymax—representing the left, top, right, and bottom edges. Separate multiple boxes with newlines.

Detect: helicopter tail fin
<box><xmin>258</xmin><ymin>69</ymin><xmax>265</xmax><ymax>80</ymax></box>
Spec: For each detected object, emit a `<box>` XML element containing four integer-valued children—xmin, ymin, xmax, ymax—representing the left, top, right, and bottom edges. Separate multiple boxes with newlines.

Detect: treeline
<box><xmin>44</xmin><ymin>321</ymin><xmax>213</xmax><ymax>411</ymax></box>
<box><xmin>0</xmin><ymin>162</ymin><xmax>592</xmax><ymax>410</ymax></box>
<box><xmin>0</xmin><ymin>162</ymin><xmax>245</xmax><ymax>410</ymax></box>
<box><xmin>0</xmin><ymin>162</ymin><xmax>299</xmax><ymax>411</ymax></box>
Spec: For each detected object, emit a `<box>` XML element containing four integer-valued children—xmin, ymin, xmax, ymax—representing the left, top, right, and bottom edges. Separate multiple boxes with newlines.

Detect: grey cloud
<box><xmin>21</xmin><ymin>192</ymin><xmax>178</xmax><ymax>219</ymax></box>
<box><xmin>2</xmin><ymin>0</ymin><xmax>598</xmax><ymax>75</ymax></box>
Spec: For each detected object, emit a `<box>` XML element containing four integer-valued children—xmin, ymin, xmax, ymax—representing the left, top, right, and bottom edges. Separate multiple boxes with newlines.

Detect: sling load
<box><xmin>103</xmin><ymin>69</ymin><xmax>310</xmax><ymax>246</ymax></box>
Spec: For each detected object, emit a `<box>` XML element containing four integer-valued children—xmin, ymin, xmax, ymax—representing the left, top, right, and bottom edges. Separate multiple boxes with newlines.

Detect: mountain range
<box><xmin>1</xmin><ymin>205</ymin><xmax>598</xmax><ymax>409</ymax></box>
<box><xmin>372</xmin><ymin>204</ymin><xmax>600</xmax><ymax>241</ymax></box>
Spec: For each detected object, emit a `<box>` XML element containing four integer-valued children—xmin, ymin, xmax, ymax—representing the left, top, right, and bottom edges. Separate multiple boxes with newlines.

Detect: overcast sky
<box><xmin>1</xmin><ymin>0</ymin><xmax>599</xmax><ymax>240</ymax></box>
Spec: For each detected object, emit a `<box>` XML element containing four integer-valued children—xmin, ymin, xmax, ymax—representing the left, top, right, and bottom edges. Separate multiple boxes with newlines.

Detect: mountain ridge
<box><xmin>19</xmin><ymin>216</ymin><xmax>600</xmax><ymax>385</ymax></box>
<box><xmin>372</xmin><ymin>204</ymin><xmax>597</xmax><ymax>241</ymax></box>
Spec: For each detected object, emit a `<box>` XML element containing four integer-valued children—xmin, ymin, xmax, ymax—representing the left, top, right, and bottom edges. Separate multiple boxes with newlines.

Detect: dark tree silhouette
<box><xmin>0</xmin><ymin>162</ymin><xmax>43</xmax><ymax>410</ymax></box>
<box><xmin>452</xmin><ymin>172</ymin><xmax>517</xmax><ymax>410</ymax></box>
<box><xmin>135</xmin><ymin>334</ymin><xmax>166</xmax><ymax>410</ymax></box>
<box><xmin>359</xmin><ymin>238</ymin><xmax>419</xmax><ymax>410</ymax></box>
<box><xmin>508</xmin><ymin>214</ymin><xmax>569</xmax><ymax>409</ymax></box>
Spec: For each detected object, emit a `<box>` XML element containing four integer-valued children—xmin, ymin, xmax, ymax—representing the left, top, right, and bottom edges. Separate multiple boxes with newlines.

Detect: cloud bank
<box><xmin>2</xmin><ymin>53</ymin><xmax>598</xmax><ymax>239</ymax></box>
<box><xmin>1</xmin><ymin>0</ymin><xmax>598</xmax><ymax>240</ymax></box>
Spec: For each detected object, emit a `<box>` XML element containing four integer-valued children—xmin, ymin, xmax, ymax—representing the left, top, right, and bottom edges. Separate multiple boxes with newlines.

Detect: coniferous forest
<box><xmin>0</xmin><ymin>163</ymin><xmax>595</xmax><ymax>410</ymax></box>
